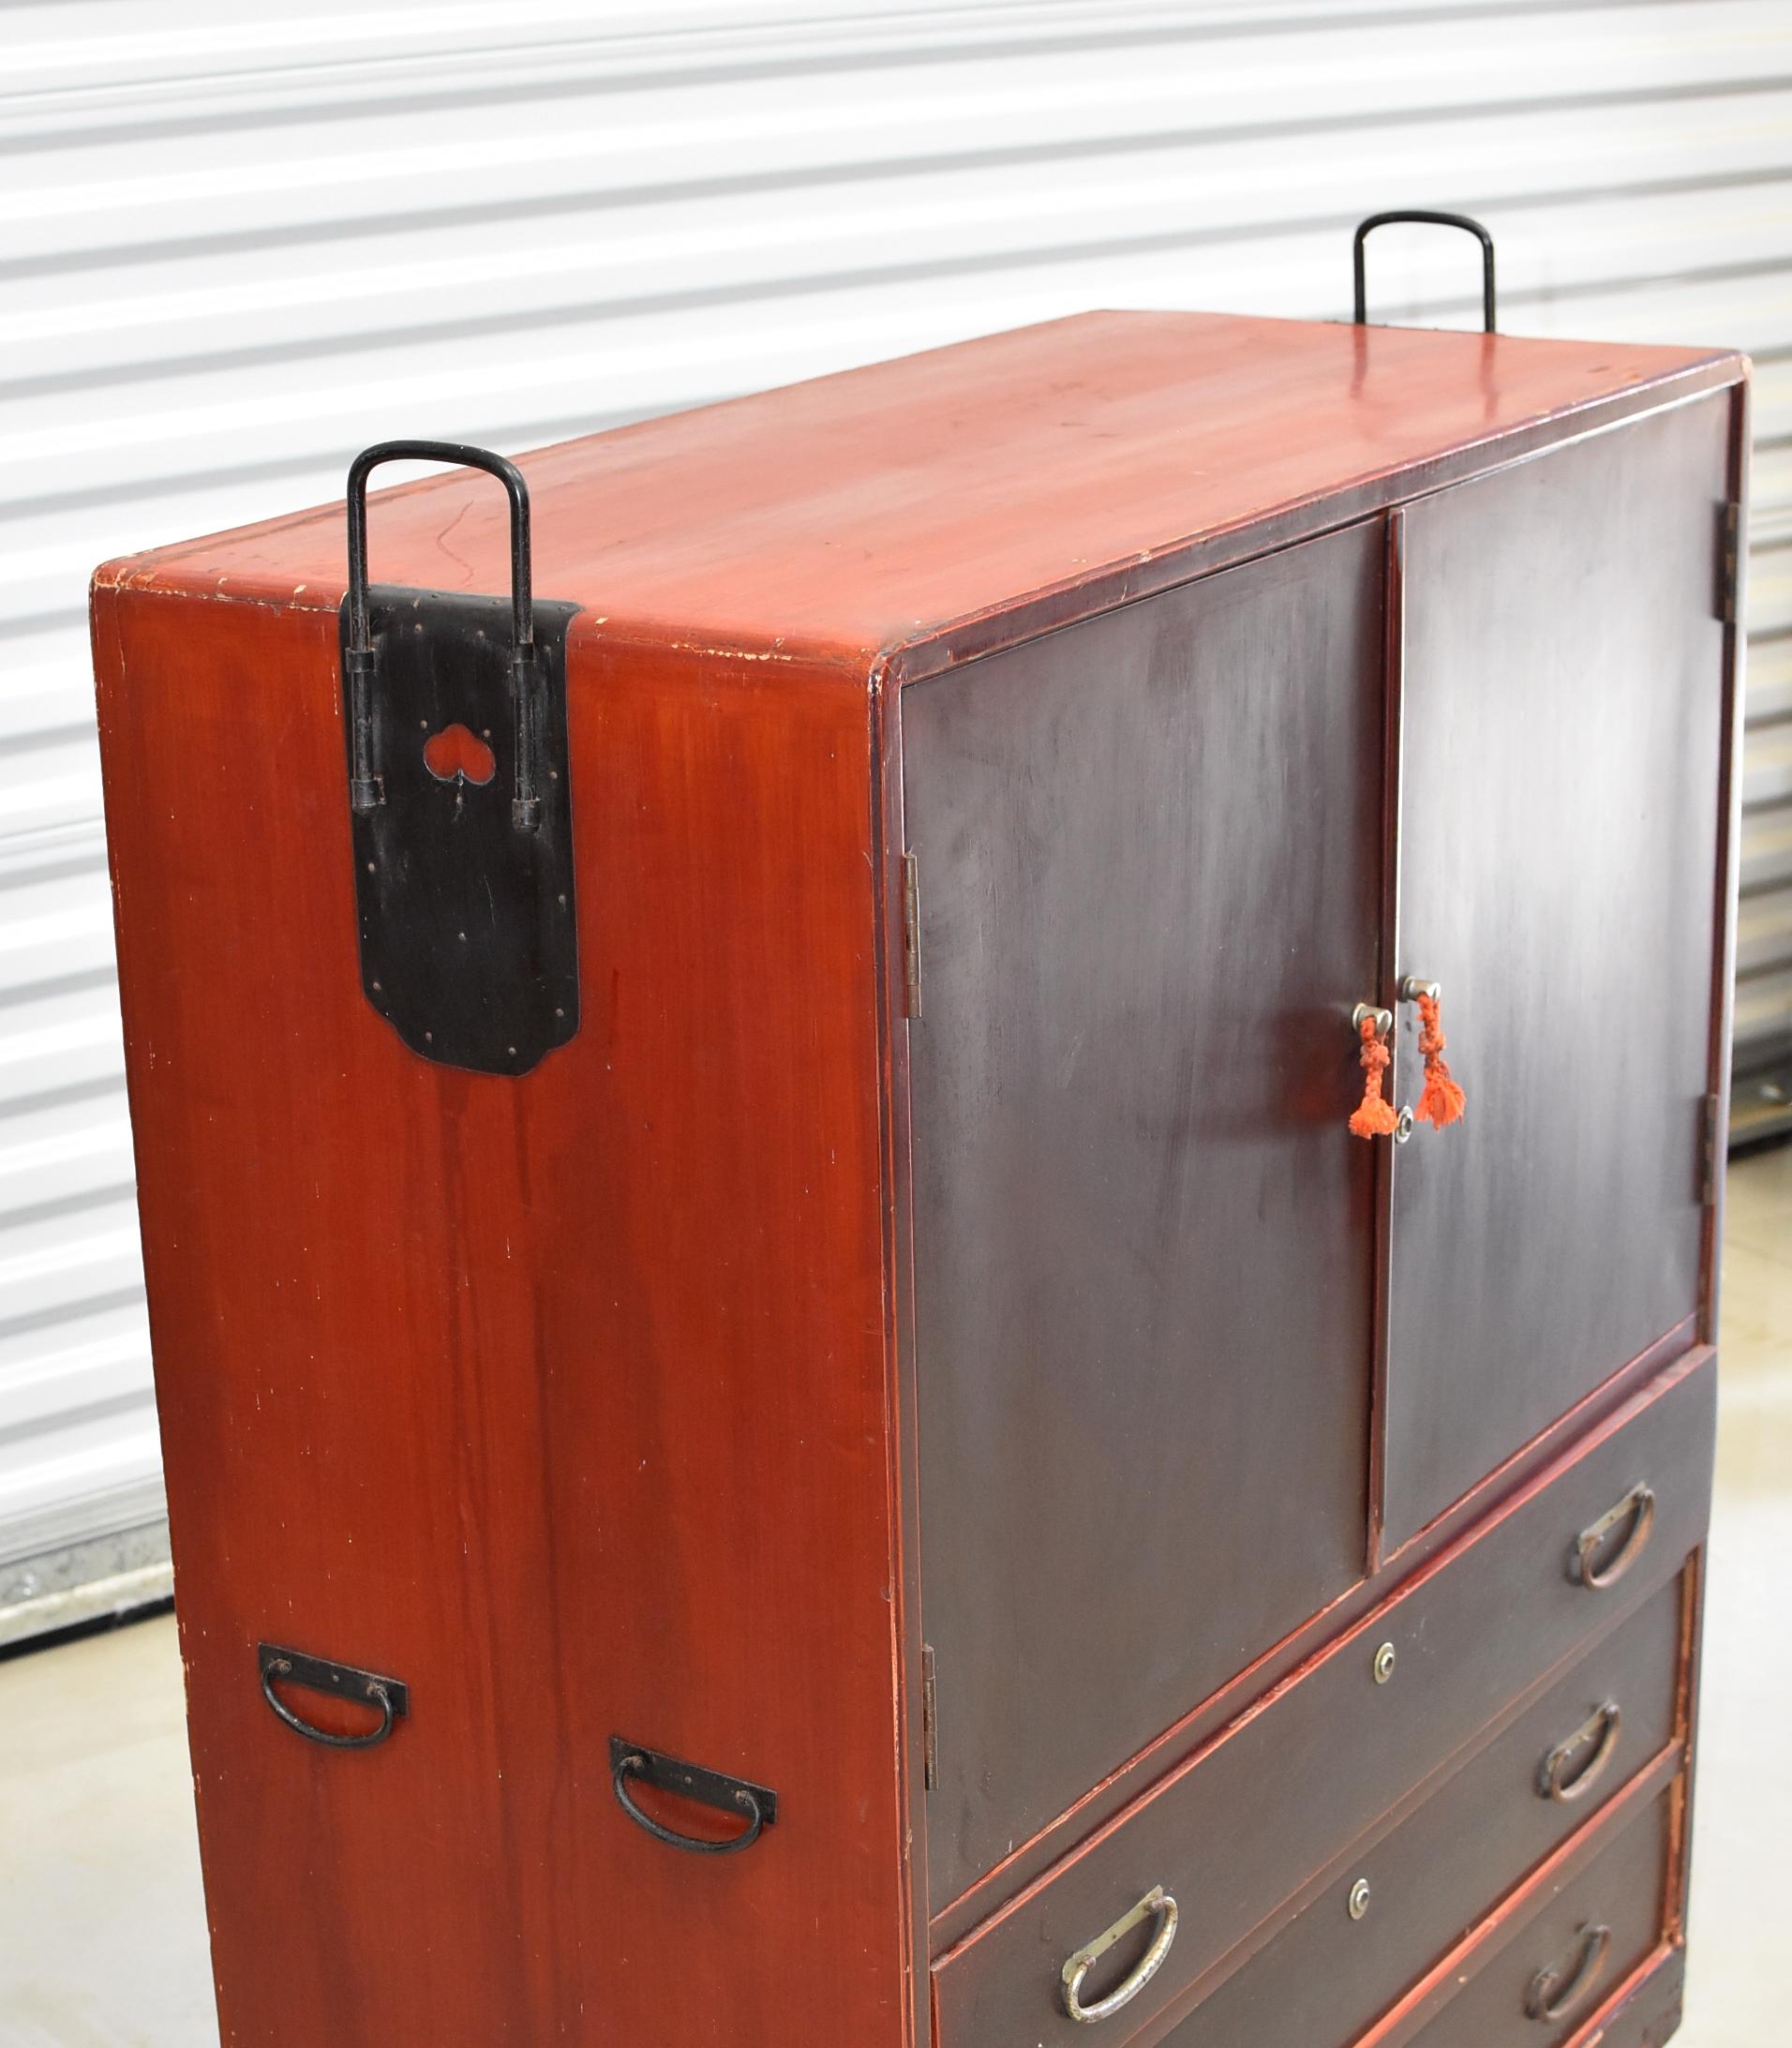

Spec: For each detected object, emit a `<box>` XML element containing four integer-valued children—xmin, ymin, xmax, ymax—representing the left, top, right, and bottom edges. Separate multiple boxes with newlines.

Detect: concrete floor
<box><xmin>1</xmin><ymin>1150</ymin><xmax>1788</xmax><ymax>2047</ymax></box>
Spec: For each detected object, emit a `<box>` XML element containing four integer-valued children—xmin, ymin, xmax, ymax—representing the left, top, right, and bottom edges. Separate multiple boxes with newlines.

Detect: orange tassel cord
<box><xmin>1413</xmin><ymin>990</ymin><xmax>1467</xmax><ymax>1129</ymax></box>
<box><xmin>1349</xmin><ymin>1014</ymin><xmax>1401</xmax><ymax>1138</ymax></box>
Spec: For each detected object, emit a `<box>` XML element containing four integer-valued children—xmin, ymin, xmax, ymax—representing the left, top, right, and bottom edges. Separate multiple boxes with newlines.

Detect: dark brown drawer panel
<box><xmin>1152</xmin><ymin>1570</ymin><xmax>1685</xmax><ymax>2048</ymax></box>
<box><xmin>931</xmin><ymin>1352</ymin><xmax>1713</xmax><ymax>2048</ymax></box>
<box><xmin>1406</xmin><ymin>1788</ymin><xmax>1674</xmax><ymax>2048</ymax></box>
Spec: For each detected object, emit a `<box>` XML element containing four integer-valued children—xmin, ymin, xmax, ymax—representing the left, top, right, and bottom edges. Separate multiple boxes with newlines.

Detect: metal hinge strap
<box><xmin>922</xmin><ymin>1642</ymin><xmax>938</xmax><ymax>1790</ymax></box>
<box><xmin>902</xmin><ymin>851</ymin><xmax>922</xmax><ymax>1020</ymax></box>
<box><xmin>1701</xmin><ymin>1093</ymin><xmax>1723</xmax><ymax>1207</ymax></box>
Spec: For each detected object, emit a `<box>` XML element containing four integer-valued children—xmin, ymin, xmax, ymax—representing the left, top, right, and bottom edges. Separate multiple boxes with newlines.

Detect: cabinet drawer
<box><xmin>1407</xmin><ymin>1787</ymin><xmax>1674</xmax><ymax>2048</ymax></box>
<box><xmin>930</xmin><ymin>1352</ymin><xmax>1712</xmax><ymax>2048</ymax></box>
<box><xmin>1153</xmin><ymin>1570</ymin><xmax>1685</xmax><ymax>2048</ymax></box>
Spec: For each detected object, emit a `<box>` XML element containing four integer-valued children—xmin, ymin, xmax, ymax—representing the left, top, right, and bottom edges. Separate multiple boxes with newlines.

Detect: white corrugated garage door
<box><xmin>4</xmin><ymin>0</ymin><xmax>1789</xmax><ymax>1641</ymax></box>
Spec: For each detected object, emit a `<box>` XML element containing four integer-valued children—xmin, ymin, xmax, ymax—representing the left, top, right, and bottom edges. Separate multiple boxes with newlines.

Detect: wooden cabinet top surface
<box><xmin>100</xmin><ymin>310</ymin><xmax>1742</xmax><ymax>681</ymax></box>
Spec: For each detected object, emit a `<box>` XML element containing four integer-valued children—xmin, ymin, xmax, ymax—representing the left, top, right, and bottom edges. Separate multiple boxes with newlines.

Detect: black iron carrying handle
<box><xmin>1353</xmin><ymin>211</ymin><xmax>1498</xmax><ymax>334</ymax></box>
<box><xmin>259</xmin><ymin>1642</ymin><xmax>409</xmax><ymax>1750</ymax></box>
<box><xmin>343</xmin><ymin>440</ymin><xmax>545</xmax><ymax>831</ymax></box>
<box><xmin>610</xmin><ymin>1737</ymin><xmax>778</xmax><ymax>1856</ymax></box>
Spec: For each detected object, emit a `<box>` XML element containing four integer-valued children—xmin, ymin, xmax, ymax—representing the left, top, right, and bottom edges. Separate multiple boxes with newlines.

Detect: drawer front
<box><xmin>931</xmin><ymin>1351</ymin><xmax>1712</xmax><ymax>2048</ymax></box>
<box><xmin>1153</xmin><ymin>1570</ymin><xmax>1685</xmax><ymax>2048</ymax></box>
<box><xmin>1407</xmin><ymin>1789</ymin><xmax>1675</xmax><ymax>2048</ymax></box>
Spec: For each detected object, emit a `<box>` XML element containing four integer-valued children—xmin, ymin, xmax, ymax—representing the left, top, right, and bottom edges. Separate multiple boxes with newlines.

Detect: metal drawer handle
<box><xmin>258</xmin><ymin>1642</ymin><xmax>408</xmax><ymax>1750</ymax></box>
<box><xmin>1538</xmin><ymin>1701</ymin><xmax>1622</xmax><ymax>1804</ymax></box>
<box><xmin>610</xmin><ymin>1737</ymin><xmax>778</xmax><ymax>1856</ymax></box>
<box><xmin>1526</xmin><ymin>1922</ymin><xmax>1612</xmax><ymax>2025</ymax></box>
<box><xmin>1573</xmin><ymin>1483</ymin><xmax>1656</xmax><ymax>1591</ymax></box>
<box><xmin>1062</xmin><ymin>1886</ymin><xmax>1180</xmax><ymax>2026</ymax></box>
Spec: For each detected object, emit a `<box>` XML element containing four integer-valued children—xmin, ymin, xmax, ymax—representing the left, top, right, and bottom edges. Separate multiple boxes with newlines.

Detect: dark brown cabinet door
<box><xmin>1383</xmin><ymin>398</ymin><xmax>1731</xmax><ymax>1553</ymax></box>
<box><xmin>904</xmin><ymin>522</ymin><xmax>1386</xmax><ymax>1904</ymax></box>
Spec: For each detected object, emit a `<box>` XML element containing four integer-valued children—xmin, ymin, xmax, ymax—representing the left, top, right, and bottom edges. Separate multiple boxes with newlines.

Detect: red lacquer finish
<box><xmin>93</xmin><ymin>308</ymin><xmax>1745</xmax><ymax>2048</ymax></box>
<box><xmin>106</xmin><ymin>311</ymin><xmax>1735</xmax><ymax>680</ymax></box>
<box><xmin>94</xmin><ymin>590</ymin><xmax>909</xmax><ymax>2045</ymax></box>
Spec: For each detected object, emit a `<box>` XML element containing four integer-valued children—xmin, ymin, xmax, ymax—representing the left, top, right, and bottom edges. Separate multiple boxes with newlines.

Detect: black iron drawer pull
<box><xmin>1353</xmin><ymin>211</ymin><xmax>1498</xmax><ymax>334</ymax></box>
<box><xmin>1573</xmin><ymin>1483</ymin><xmax>1656</xmax><ymax>1591</ymax></box>
<box><xmin>1538</xmin><ymin>1700</ymin><xmax>1622</xmax><ymax>1804</ymax></box>
<box><xmin>1062</xmin><ymin>1886</ymin><xmax>1180</xmax><ymax>2026</ymax></box>
<box><xmin>258</xmin><ymin>1643</ymin><xmax>409</xmax><ymax>1750</ymax></box>
<box><xmin>610</xmin><ymin>1737</ymin><xmax>778</xmax><ymax>1856</ymax></box>
<box><xmin>1526</xmin><ymin>1922</ymin><xmax>1612</xmax><ymax>2025</ymax></box>
<box><xmin>344</xmin><ymin>439</ymin><xmax>542</xmax><ymax>830</ymax></box>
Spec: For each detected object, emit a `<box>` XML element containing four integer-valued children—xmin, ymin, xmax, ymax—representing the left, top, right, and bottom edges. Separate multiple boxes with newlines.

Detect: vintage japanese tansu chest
<box><xmin>94</xmin><ymin>299</ymin><xmax>1747</xmax><ymax>2048</ymax></box>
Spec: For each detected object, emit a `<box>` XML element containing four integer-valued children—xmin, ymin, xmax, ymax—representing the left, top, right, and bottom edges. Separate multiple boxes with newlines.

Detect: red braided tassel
<box><xmin>1349</xmin><ymin>1015</ymin><xmax>1400</xmax><ymax>1138</ymax></box>
<box><xmin>1413</xmin><ymin>989</ymin><xmax>1466</xmax><ymax>1129</ymax></box>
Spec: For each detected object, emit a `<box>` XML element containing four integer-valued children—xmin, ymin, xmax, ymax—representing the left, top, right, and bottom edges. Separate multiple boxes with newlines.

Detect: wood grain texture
<box><xmin>1334</xmin><ymin>1771</ymin><xmax>1683</xmax><ymax>2048</ymax></box>
<box><xmin>1146</xmin><ymin>1577</ymin><xmax>1684</xmax><ymax>2048</ymax></box>
<box><xmin>930</xmin><ymin>1351</ymin><xmax>1714</xmax><ymax>2048</ymax></box>
<box><xmin>1383</xmin><ymin>396</ymin><xmax>1731</xmax><ymax>1553</ymax></box>
<box><xmin>1698</xmin><ymin>381</ymin><xmax>1752</xmax><ymax>1351</ymax></box>
<box><xmin>923</xmin><ymin>1322</ymin><xmax>1698</xmax><ymax>1956</ymax></box>
<box><xmin>1561</xmin><ymin>1945</ymin><xmax>1686</xmax><ymax>2048</ymax></box>
<box><xmin>93</xmin><ymin>586</ymin><xmax>909</xmax><ymax>2047</ymax></box>
<box><xmin>903</xmin><ymin>520</ymin><xmax>1384</xmax><ymax>1904</ymax></box>
<box><xmin>1401</xmin><ymin>1790</ymin><xmax>1674</xmax><ymax>2048</ymax></box>
<box><xmin>88</xmin><ymin>308</ymin><xmax>1746</xmax><ymax>2048</ymax></box>
<box><xmin>100</xmin><ymin>313</ymin><xmax>1740</xmax><ymax>684</ymax></box>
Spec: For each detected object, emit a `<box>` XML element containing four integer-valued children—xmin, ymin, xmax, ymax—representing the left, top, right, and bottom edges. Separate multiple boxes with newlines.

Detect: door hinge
<box><xmin>1719</xmin><ymin>499</ymin><xmax>1742</xmax><ymax>625</ymax></box>
<box><xmin>1701</xmin><ymin>1092</ymin><xmax>1723</xmax><ymax>1208</ymax></box>
<box><xmin>921</xmin><ymin>1642</ymin><xmax>938</xmax><ymax>1790</ymax></box>
<box><xmin>901</xmin><ymin>851</ymin><xmax>922</xmax><ymax>1020</ymax></box>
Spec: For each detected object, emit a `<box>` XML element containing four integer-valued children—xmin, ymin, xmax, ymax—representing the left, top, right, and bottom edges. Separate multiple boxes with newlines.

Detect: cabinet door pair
<box><xmin>903</xmin><ymin>397</ymin><xmax>1731</xmax><ymax>1903</ymax></box>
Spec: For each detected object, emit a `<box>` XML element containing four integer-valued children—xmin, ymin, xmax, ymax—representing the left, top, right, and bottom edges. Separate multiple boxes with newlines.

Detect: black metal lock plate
<box><xmin>340</xmin><ymin>587</ymin><xmax>580</xmax><ymax>1075</ymax></box>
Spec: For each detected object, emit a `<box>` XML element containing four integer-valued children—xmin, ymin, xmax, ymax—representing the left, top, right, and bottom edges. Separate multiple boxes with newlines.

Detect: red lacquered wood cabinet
<box><xmin>93</xmin><ymin>295</ymin><xmax>1747</xmax><ymax>2048</ymax></box>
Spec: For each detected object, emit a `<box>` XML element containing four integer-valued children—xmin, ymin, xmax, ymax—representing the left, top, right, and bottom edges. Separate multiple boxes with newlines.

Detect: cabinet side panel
<box><xmin>1385</xmin><ymin>396</ymin><xmax>1731</xmax><ymax>1551</ymax></box>
<box><xmin>93</xmin><ymin>586</ymin><xmax>907</xmax><ymax>2047</ymax></box>
<box><xmin>904</xmin><ymin>522</ymin><xmax>1385</xmax><ymax>1904</ymax></box>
